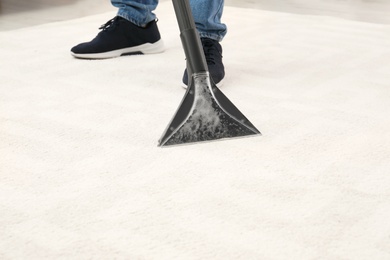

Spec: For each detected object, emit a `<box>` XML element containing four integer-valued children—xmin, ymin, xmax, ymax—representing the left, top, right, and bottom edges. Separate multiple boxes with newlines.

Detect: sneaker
<box><xmin>71</xmin><ymin>16</ymin><xmax>164</xmax><ymax>59</ymax></box>
<box><xmin>182</xmin><ymin>37</ymin><xmax>225</xmax><ymax>87</ymax></box>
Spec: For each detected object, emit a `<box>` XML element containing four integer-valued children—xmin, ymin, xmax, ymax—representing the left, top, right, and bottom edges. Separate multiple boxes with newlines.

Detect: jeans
<box><xmin>111</xmin><ymin>0</ymin><xmax>227</xmax><ymax>41</ymax></box>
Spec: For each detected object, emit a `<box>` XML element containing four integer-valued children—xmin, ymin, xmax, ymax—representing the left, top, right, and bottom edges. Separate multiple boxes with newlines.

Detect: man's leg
<box><xmin>70</xmin><ymin>0</ymin><xmax>226</xmax><ymax>86</ymax></box>
<box><xmin>70</xmin><ymin>0</ymin><xmax>164</xmax><ymax>59</ymax></box>
<box><xmin>190</xmin><ymin>0</ymin><xmax>227</xmax><ymax>42</ymax></box>
<box><xmin>182</xmin><ymin>0</ymin><xmax>226</xmax><ymax>87</ymax></box>
<box><xmin>112</xmin><ymin>0</ymin><xmax>158</xmax><ymax>27</ymax></box>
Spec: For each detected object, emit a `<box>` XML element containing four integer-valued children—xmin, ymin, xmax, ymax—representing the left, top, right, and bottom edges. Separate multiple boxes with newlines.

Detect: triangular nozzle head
<box><xmin>159</xmin><ymin>72</ymin><xmax>260</xmax><ymax>147</ymax></box>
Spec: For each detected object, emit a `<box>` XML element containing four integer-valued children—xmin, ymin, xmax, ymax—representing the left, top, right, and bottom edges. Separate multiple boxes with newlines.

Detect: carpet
<box><xmin>1</xmin><ymin>2</ymin><xmax>390</xmax><ymax>259</ymax></box>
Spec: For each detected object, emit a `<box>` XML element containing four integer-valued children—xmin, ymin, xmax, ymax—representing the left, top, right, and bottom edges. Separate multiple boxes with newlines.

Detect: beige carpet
<box><xmin>1</xmin><ymin>2</ymin><xmax>390</xmax><ymax>259</ymax></box>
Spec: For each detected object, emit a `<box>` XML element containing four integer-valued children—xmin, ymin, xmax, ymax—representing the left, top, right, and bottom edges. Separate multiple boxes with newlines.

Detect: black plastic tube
<box><xmin>172</xmin><ymin>0</ymin><xmax>208</xmax><ymax>74</ymax></box>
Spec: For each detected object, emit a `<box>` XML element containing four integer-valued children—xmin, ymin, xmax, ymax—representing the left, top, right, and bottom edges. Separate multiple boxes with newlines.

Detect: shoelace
<box><xmin>201</xmin><ymin>38</ymin><xmax>222</xmax><ymax>65</ymax></box>
<box><xmin>99</xmin><ymin>17</ymin><xmax>120</xmax><ymax>31</ymax></box>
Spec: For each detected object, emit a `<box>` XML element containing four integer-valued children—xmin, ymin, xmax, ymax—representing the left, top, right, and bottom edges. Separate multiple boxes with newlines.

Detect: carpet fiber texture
<box><xmin>1</xmin><ymin>2</ymin><xmax>390</xmax><ymax>259</ymax></box>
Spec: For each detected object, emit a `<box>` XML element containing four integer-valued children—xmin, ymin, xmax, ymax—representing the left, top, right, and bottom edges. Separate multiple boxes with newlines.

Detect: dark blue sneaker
<box><xmin>182</xmin><ymin>37</ymin><xmax>225</xmax><ymax>87</ymax></box>
<box><xmin>71</xmin><ymin>16</ymin><xmax>164</xmax><ymax>59</ymax></box>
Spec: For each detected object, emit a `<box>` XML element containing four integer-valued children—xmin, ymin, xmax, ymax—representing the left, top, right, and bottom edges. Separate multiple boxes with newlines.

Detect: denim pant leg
<box><xmin>111</xmin><ymin>0</ymin><xmax>227</xmax><ymax>41</ymax></box>
<box><xmin>190</xmin><ymin>0</ymin><xmax>227</xmax><ymax>41</ymax></box>
<box><xmin>112</xmin><ymin>0</ymin><xmax>159</xmax><ymax>27</ymax></box>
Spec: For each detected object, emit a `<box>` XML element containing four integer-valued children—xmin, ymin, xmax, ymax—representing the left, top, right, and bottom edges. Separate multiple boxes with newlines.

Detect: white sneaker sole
<box><xmin>71</xmin><ymin>39</ymin><xmax>165</xmax><ymax>59</ymax></box>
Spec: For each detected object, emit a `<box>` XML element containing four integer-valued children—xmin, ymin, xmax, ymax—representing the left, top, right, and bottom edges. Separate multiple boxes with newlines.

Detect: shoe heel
<box><xmin>142</xmin><ymin>39</ymin><xmax>165</xmax><ymax>54</ymax></box>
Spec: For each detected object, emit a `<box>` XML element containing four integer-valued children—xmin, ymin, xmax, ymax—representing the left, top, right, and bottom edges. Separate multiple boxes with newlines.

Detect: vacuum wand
<box><xmin>172</xmin><ymin>0</ymin><xmax>207</xmax><ymax>74</ymax></box>
<box><xmin>158</xmin><ymin>0</ymin><xmax>260</xmax><ymax>146</ymax></box>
